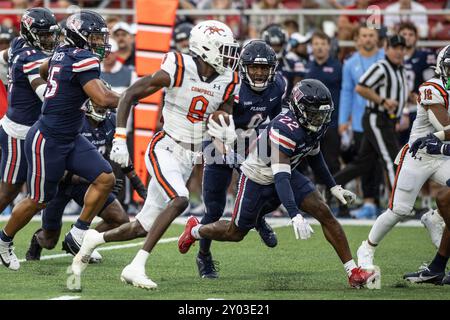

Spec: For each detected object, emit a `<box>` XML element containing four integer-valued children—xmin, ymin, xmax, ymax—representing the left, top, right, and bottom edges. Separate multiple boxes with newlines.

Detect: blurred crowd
<box><xmin>0</xmin><ymin>0</ymin><xmax>449</xmax><ymax>219</ymax></box>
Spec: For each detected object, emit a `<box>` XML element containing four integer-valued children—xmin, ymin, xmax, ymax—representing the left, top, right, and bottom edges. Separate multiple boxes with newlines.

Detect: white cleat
<box><xmin>120</xmin><ymin>264</ymin><xmax>158</xmax><ymax>290</ymax></box>
<box><xmin>71</xmin><ymin>230</ymin><xmax>104</xmax><ymax>275</ymax></box>
<box><xmin>0</xmin><ymin>240</ymin><xmax>20</xmax><ymax>271</ymax></box>
<box><xmin>357</xmin><ymin>240</ymin><xmax>375</xmax><ymax>270</ymax></box>
<box><xmin>421</xmin><ymin>209</ymin><xmax>444</xmax><ymax>249</ymax></box>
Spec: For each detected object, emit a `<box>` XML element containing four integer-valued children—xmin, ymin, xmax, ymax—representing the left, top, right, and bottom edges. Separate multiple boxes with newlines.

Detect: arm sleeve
<box><xmin>273</xmin><ymin>172</ymin><xmax>299</xmax><ymax>218</ymax></box>
<box><xmin>358</xmin><ymin>63</ymin><xmax>385</xmax><ymax>88</ymax></box>
<box><xmin>338</xmin><ymin>61</ymin><xmax>353</xmax><ymax>126</ymax></box>
<box><xmin>76</xmin><ymin>69</ymin><xmax>100</xmax><ymax>87</ymax></box>
<box><xmin>307</xmin><ymin>150</ymin><xmax>337</xmax><ymax>189</ymax></box>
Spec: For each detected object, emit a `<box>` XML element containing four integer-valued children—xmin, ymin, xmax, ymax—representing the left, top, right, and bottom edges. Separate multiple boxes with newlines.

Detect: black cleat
<box><xmin>255</xmin><ymin>217</ymin><xmax>277</xmax><ymax>248</ymax></box>
<box><xmin>26</xmin><ymin>228</ymin><xmax>43</xmax><ymax>261</ymax></box>
<box><xmin>403</xmin><ymin>264</ymin><xmax>445</xmax><ymax>285</ymax></box>
<box><xmin>196</xmin><ymin>253</ymin><xmax>219</xmax><ymax>279</ymax></box>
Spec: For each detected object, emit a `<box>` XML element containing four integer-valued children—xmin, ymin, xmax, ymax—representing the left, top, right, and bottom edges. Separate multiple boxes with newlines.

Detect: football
<box><xmin>206</xmin><ymin>110</ymin><xmax>230</xmax><ymax>126</ymax></box>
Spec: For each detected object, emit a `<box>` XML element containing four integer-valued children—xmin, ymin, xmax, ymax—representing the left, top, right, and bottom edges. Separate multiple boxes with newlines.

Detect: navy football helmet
<box><xmin>86</xmin><ymin>79</ymin><xmax>111</xmax><ymax>122</ymax></box>
<box><xmin>173</xmin><ymin>22</ymin><xmax>193</xmax><ymax>54</ymax></box>
<box><xmin>239</xmin><ymin>40</ymin><xmax>278</xmax><ymax>92</ymax></box>
<box><xmin>289</xmin><ymin>79</ymin><xmax>334</xmax><ymax>132</ymax></box>
<box><xmin>261</xmin><ymin>24</ymin><xmax>287</xmax><ymax>59</ymax></box>
<box><xmin>20</xmin><ymin>8</ymin><xmax>60</xmax><ymax>55</ymax></box>
<box><xmin>64</xmin><ymin>10</ymin><xmax>111</xmax><ymax>60</ymax></box>
<box><xmin>436</xmin><ymin>45</ymin><xmax>450</xmax><ymax>90</ymax></box>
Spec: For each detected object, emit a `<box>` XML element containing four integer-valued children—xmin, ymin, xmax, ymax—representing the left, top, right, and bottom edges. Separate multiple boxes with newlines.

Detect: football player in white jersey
<box><xmin>71</xmin><ymin>20</ymin><xmax>240</xmax><ymax>289</ymax></box>
<box><xmin>357</xmin><ymin>45</ymin><xmax>450</xmax><ymax>271</ymax></box>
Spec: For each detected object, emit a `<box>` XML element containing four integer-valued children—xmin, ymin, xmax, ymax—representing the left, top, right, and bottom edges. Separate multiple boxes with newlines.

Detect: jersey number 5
<box><xmin>187</xmin><ymin>95</ymin><xmax>209</xmax><ymax>123</ymax></box>
<box><xmin>44</xmin><ymin>65</ymin><xmax>61</xmax><ymax>99</ymax></box>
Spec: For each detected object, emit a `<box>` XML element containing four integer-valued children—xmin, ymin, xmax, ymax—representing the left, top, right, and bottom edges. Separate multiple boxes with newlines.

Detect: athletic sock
<box><xmin>0</xmin><ymin>230</ymin><xmax>13</xmax><ymax>243</ymax></box>
<box><xmin>428</xmin><ymin>253</ymin><xmax>449</xmax><ymax>273</ymax></box>
<box><xmin>191</xmin><ymin>224</ymin><xmax>203</xmax><ymax>239</ymax></box>
<box><xmin>131</xmin><ymin>249</ymin><xmax>149</xmax><ymax>267</ymax></box>
<box><xmin>344</xmin><ymin>259</ymin><xmax>357</xmax><ymax>277</ymax></box>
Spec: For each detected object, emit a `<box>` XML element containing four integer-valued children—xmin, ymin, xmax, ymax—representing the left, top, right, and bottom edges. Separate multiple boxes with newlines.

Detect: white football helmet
<box><xmin>435</xmin><ymin>45</ymin><xmax>450</xmax><ymax>89</ymax></box>
<box><xmin>189</xmin><ymin>20</ymin><xmax>239</xmax><ymax>75</ymax></box>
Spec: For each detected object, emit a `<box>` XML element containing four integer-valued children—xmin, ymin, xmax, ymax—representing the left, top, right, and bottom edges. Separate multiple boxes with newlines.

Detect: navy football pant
<box><xmin>199</xmin><ymin>163</ymin><xmax>234</xmax><ymax>254</ymax></box>
<box><xmin>25</xmin><ymin>123</ymin><xmax>112</xmax><ymax>203</ymax></box>
<box><xmin>0</xmin><ymin>126</ymin><xmax>27</xmax><ymax>184</ymax></box>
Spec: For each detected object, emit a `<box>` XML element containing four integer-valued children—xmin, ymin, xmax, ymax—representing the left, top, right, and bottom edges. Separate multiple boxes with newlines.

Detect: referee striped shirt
<box><xmin>358</xmin><ymin>58</ymin><xmax>408</xmax><ymax>119</ymax></box>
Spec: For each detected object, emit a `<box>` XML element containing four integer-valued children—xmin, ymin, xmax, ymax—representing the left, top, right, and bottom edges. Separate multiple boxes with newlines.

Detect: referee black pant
<box><xmin>334</xmin><ymin>110</ymin><xmax>400</xmax><ymax>192</ymax></box>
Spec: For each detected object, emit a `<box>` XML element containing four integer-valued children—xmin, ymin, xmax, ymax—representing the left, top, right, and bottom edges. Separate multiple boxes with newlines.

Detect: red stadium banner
<box><xmin>133</xmin><ymin>0</ymin><xmax>179</xmax><ymax>201</ymax></box>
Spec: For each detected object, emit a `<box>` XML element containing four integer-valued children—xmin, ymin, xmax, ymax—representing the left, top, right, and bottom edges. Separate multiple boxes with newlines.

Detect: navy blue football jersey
<box><xmin>241</xmin><ymin>109</ymin><xmax>328</xmax><ymax>184</ymax></box>
<box><xmin>39</xmin><ymin>45</ymin><xmax>100</xmax><ymax>140</ymax></box>
<box><xmin>233</xmin><ymin>72</ymin><xmax>286</xmax><ymax>131</ymax></box>
<box><xmin>80</xmin><ymin>112</ymin><xmax>115</xmax><ymax>158</ymax></box>
<box><xmin>6</xmin><ymin>37</ymin><xmax>47</xmax><ymax>126</ymax></box>
<box><xmin>404</xmin><ymin>49</ymin><xmax>436</xmax><ymax>94</ymax></box>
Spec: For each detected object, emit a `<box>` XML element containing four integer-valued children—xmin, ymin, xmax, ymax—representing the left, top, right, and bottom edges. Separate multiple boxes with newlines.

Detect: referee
<box><xmin>334</xmin><ymin>35</ymin><xmax>409</xmax><ymax>194</ymax></box>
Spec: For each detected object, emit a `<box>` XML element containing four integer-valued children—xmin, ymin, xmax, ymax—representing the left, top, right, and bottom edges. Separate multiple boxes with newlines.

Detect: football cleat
<box><xmin>255</xmin><ymin>216</ymin><xmax>278</xmax><ymax>248</ymax></box>
<box><xmin>25</xmin><ymin>228</ymin><xmax>43</xmax><ymax>261</ymax></box>
<box><xmin>357</xmin><ymin>240</ymin><xmax>375</xmax><ymax>270</ymax></box>
<box><xmin>196</xmin><ymin>252</ymin><xmax>219</xmax><ymax>279</ymax></box>
<box><xmin>0</xmin><ymin>240</ymin><xmax>20</xmax><ymax>270</ymax></box>
<box><xmin>403</xmin><ymin>264</ymin><xmax>445</xmax><ymax>285</ymax></box>
<box><xmin>62</xmin><ymin>230</ymin><xmax>103</xmax><ymax>263</ymax></box>
<box><xmin>178</xmin><ymin>216</ymin><xmax>199</xmax><ymax>254</ymax></box>
<box><xmin>421</xmin><ymin>209</ymin><xmax>444</xmax><ymax>249</ymax></box>
<box><xmin>120</xmin><ymin>264</ymin><xmax>158</xmax><ymax>289</ymax></box>
<box><xmin>348</xmin><ymin>267</ymin><xmax>376</xmax><ymax>289</ymax></box>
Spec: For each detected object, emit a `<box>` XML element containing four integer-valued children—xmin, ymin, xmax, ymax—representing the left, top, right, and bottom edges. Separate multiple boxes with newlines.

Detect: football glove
<box><xmin>330</xmin><ymin>185</ymin><xmax>357</xmax><ymax>205</ymax></box>
<box><xmin>110</xmin><ymin>128</ymin><xmax>129</xmax><ymax>167</ymax></box>
<box><xmin>291</xmin><ymin>214</ymin><xmax>314</xmax><ymax>240</ymax></box>
<box><xmin>207</xmin><ymin>114</ymin><xmax>237</xmax><ymax>146</ymax></box>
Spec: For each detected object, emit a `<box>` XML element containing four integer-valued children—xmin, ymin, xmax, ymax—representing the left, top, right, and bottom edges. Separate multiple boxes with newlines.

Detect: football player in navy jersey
<box><xmin>0</xmin><ymin>10</ymin><xmax>120</xmax><ymax>271</ymax></box>
<box><xmin>262</xmin><ymin>24</ymin><xmax>303</xmax><ymax>95</ymax></box>
<box><xmin>25</xmin><ymin>101</ymin><xmax>148</xmax><ymax>262</ymax></box>
<box><xmin>179</xmin><ymin>79</ymin><xmax>378</xmax><ymax>288</ymax></box>
<box><xmin>197</xmin><ymin>40</ymin><xmax>286</xmax><ymax>278</ymax></box>
<box><xmin>0</xmin><ymin>8</ymin><xmax>60</xmax><ymax>270</ymax></box>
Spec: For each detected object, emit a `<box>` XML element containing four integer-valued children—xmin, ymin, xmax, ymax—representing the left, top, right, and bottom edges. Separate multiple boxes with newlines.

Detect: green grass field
<box><xmin>0</xmin><ymin>220</ymin><xmax>449</xmax><ymax>300</ymax></box>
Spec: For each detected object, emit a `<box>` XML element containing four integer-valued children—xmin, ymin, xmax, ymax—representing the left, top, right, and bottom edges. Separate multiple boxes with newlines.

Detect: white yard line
<box><xmin>49</xmin><ymin>295</ymin><xmax>81</xmax><ymax>300</ymax></box>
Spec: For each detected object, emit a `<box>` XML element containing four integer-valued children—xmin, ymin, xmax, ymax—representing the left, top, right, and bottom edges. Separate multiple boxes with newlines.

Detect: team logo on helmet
<box><xmin>21</xmin><ymin>14</ymin><xmax>35</xmax><ymax>29</ymax></box>
<box><xmin>67</xmin><ymin>14</ymin><xmax>83</xmax><ymax>31</ymax></box>
<box><xmin>204</xmin><ymin>26</ymin><xmax>225</xmax><ymax>36</ymax></box>
<box><xmin>292</xmin><ymin>87</ymin><xmax>304</xmax><ymax>101</ymax></box>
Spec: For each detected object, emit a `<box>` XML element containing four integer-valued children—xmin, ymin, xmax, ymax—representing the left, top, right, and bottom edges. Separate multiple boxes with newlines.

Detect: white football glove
<box><xmin>110</xmin><ymin>128</ymin><xmax>129</xmax><ymax>167</ymax></box>
<box><xmin>207</xmin><ymin>114</ymin><xmax>237</xmax><ymax>146</ymax></box>
<box><xmin>291</xmin><ymin>214</ymin><xmax>314</xmax><ymax>240</ymax></box>
<box><xmin>330</xmin><ymin>185</ymin><xmax>357</xmax><ymax>205</ymax></box>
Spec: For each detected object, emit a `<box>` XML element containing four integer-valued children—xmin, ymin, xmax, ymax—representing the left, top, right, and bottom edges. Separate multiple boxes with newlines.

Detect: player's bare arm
<box><xmin>83</xmin><ymin>79</ymin><xmax>120</xmax><ymax>109</ymax></box>
<box><xmin>116</xmin><ymin>70</ymin><xmax>171</xmax><ymax>127</ymax></box>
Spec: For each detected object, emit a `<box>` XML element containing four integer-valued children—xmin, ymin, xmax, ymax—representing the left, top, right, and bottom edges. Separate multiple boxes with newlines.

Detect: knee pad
<box><xmin>391</xmin><ymin>204</ymin><xmax>414</xmax><ymax>218</ymax></box>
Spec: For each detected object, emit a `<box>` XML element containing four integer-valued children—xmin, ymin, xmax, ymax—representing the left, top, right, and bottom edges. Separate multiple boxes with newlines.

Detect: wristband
<box><xmin>114</xmin><ymin>127</ymin><xmax>127</xmax><ymax>139</ymax></box>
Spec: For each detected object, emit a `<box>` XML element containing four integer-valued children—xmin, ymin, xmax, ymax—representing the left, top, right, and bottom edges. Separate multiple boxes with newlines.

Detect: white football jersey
<box><xmin>408</xmin><ymin>78</ymin><xmax>450</xmax><ymax>145</ymax></box>
<box><xmin>160</xmin><ymin>52</ymin><xmax>240</xmax><ymax>144</ymax></box>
